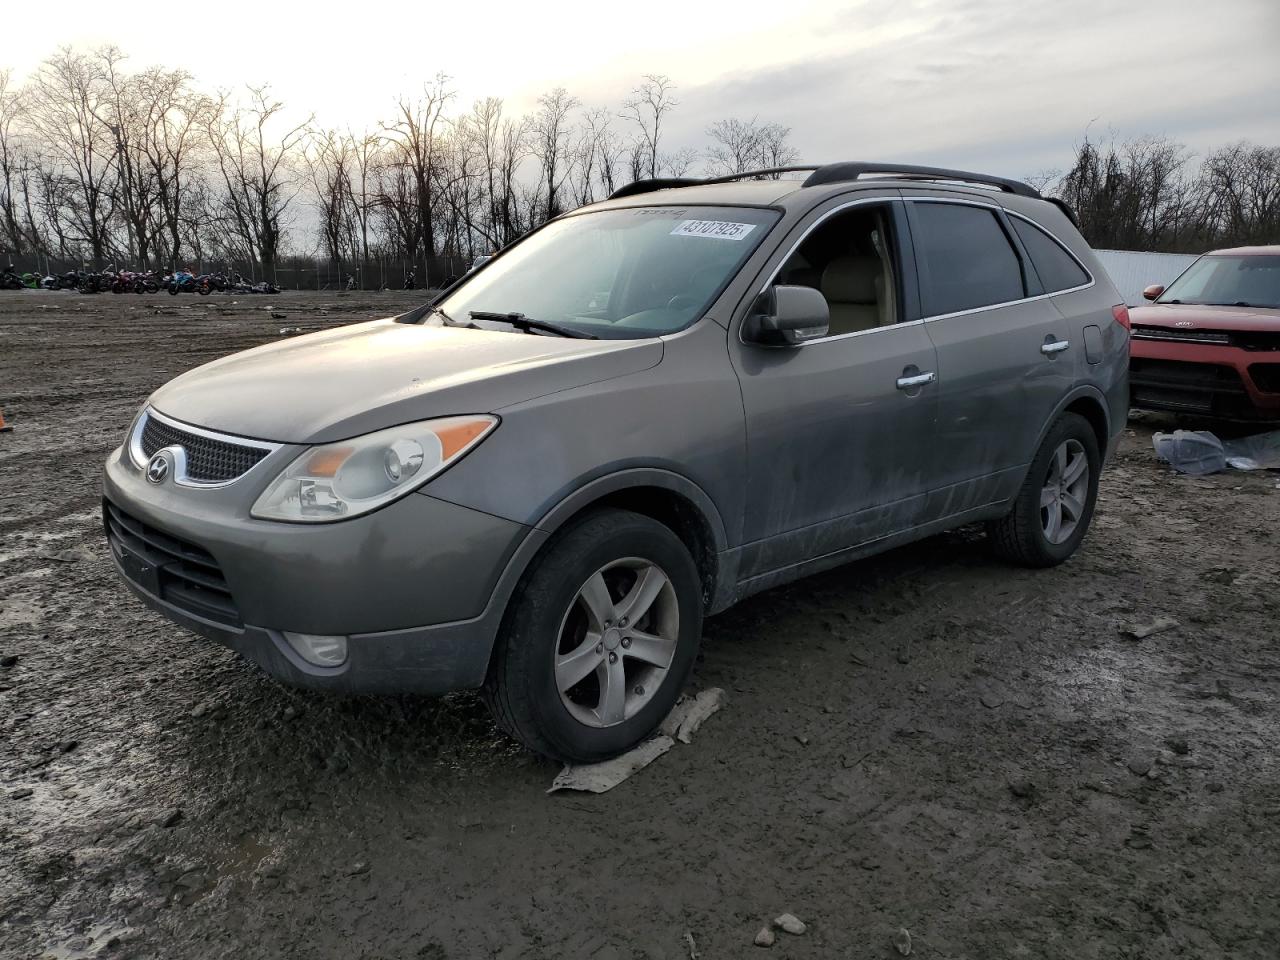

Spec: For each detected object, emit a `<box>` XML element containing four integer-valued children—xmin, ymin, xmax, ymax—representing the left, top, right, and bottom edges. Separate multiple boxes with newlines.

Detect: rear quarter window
<box><xmin>1011</xmin><ymin>215</ymin><xmax>1090</xmax><ymax>292</ymax></box>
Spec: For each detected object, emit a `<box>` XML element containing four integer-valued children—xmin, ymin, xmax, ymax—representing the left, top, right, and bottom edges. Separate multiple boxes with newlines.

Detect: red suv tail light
<box><xmin>1112</xmin><ymin>303</ymin><xmax>1131</xmax><ymax>332</ymax></box>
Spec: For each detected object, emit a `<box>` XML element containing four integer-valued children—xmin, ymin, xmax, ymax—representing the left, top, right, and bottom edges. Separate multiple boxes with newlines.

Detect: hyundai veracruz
<box><xmin>104</xmin><ymin>162</ymin><xmax>1129</xmax><ymax>761</ymax></box>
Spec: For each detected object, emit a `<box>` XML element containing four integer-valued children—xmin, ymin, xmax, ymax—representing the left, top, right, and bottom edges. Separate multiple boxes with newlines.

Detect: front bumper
<box><xmin>1129</xmin><ymin>339</ymin><xmax>1280</xmax><ymax>420</ymax></box>
<box><xmin>103</xmin><ymin>443</ymin><xmax>534</xmax><ymax>694</ymax></box>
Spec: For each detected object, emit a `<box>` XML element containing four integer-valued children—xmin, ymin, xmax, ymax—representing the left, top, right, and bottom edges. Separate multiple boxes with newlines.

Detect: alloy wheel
<box><xmin>1040</xmin><ymin>438</ymin><xmax>1089</xmax><ymax>545</ymax></box>
<box><xmin>553</xmin><ymin>557</ymin><xmax>680</xmax><ymax>728</ymax></box>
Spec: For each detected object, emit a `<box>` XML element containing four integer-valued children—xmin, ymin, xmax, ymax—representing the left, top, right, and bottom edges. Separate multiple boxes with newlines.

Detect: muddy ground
<box><xmin>1</xmin><ymin>288</ymin><xmax>1278</xmax><ymax>960</ymax></box>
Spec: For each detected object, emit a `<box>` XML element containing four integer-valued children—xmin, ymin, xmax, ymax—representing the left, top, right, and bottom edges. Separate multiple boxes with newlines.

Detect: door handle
<box><xmin>1041</xmin><ymin>339</ymin><xmax>1070</xmax><ymax>355</ymax></box>
<box><xmin>895</xmin><ymin>371</ymin><xmax>936</xmax><ymax>390</ymax></box>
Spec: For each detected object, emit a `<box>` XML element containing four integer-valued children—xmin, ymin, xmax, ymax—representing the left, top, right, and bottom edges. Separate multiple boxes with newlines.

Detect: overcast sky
<box><xmin>2</xmin><ymin>0</ymin><xmax>1277</xmax><ymax>180</ymax></box>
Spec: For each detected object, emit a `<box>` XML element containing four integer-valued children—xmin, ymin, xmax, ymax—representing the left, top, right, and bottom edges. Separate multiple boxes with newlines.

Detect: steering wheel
<box><xmin>666</xmin><ymin>295</ymin><xmax>696</xmax><ymax>310</ymax></box>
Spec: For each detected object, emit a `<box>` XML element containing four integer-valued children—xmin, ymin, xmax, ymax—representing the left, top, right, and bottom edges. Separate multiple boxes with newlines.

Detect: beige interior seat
<box><xmin>820</xmin><ymin>256</ymin><xmax>882</xmax><ymax>335</ymax></box>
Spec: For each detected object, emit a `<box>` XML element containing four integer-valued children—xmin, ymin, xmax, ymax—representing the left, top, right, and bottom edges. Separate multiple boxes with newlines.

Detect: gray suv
<box><xmin>103</xmin><ymin>162</ymin><xmax>1129</xmax><ymax>761</ymax></box>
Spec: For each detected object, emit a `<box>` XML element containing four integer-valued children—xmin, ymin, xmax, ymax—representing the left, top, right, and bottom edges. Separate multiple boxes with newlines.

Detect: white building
<box><xmin>1093</xmin><ymin>249</ymin><xmax>1201</xmax><ymax>306</ymax></box>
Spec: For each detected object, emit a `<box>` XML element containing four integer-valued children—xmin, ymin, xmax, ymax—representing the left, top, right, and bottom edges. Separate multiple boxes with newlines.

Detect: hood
<box><xmin>1129</xmin><ymin>302</ymin><xmax>1280</xmax><ymax>332</ymax></box>
<box><xmin>149</xmin><ymin>318</ymin><xmax>663</xmax><ymax>443</ymax></box>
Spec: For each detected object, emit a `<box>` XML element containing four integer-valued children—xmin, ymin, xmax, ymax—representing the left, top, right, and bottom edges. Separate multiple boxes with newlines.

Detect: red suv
<box><xmin>1129</xmin><ymin>246</ymin><xmax>1280</xmax><ymax>420</ymax></box>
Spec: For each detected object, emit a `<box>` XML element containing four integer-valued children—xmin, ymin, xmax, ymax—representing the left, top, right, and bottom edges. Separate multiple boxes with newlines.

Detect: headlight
<box><xmin>251</xmin><ymin>415</ymin><xmax>497</xmax><ymax>522</ymax></box>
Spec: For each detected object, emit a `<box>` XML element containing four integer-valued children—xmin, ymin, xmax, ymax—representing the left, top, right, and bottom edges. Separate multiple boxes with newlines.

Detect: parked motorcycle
<box><xmin>49</xmin><ymin>269</ymin><xmax>88</xmax><ymax>290</ymax></box>
<box><xmin>78</xmin><ymin>270</ymin><xmax>116</xmax><ymax>294</ymax></box>
<box><xmin>1</xmin><ymin>265</ymin><xmax>23</xmax><ymax>290</ymax></box>
<box><xmin>166</xmin><ymin>271</ymin><xmax>210</xmax><ymax>295</ymax></box>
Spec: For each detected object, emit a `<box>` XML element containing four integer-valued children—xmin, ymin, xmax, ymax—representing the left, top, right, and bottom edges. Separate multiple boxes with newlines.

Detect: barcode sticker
<box><xmin>670</xmin><ymin>219</ymin><xmax>757</xmax><ymax>241</ymax></box>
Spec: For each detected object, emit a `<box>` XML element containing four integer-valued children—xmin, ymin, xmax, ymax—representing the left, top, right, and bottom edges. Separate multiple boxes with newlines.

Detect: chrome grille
<box><xmin>138</xmin><ymin>411</ymin><xmax>271</xmax><ymax>484</ymax></box>
<box><xmin>1131</xmin><ymin>325</ymin><xmax>1230</xmax><ymax>345</ymax></box>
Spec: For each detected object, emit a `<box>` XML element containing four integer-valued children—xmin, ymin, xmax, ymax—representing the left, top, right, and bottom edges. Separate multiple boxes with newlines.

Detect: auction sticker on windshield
<box><xmin>670</xmin><ymin>219</ymin><xmax>757</xmax><ymax>241</ymax></box>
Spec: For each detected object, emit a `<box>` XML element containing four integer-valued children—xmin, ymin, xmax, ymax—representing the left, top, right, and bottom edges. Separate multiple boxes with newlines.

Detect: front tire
<box><xmin>988</xmin><ymin>412</ymin><xmax>1101</xmax><ymax>567</ymax></box>
<box><xmin>483</xmin><ymin>508</ymin><xmax>703</xmax><ymax>762</ymax></box>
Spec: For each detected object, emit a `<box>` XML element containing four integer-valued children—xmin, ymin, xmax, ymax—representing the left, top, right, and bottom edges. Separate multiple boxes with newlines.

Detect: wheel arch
<box><xmin>530</xmin><ymin>469</ymin><xmax>731</xmax><ymax>614</ymax></box>
<box><xmin>1036</xmin><ymin>386</ymin><xmax>1112</xmax><ymax>460</ymax></box>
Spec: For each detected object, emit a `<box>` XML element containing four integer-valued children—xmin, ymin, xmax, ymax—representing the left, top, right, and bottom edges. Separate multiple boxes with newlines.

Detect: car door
<box><xmin>727</xmin><ymin>195</ymin><xmax>939</xmax><ymax>581</ymax></box>
<box><xmin>901</xmin><ymin>191</ymin><xmax>1077</xmax><ymax>517</ymax></box>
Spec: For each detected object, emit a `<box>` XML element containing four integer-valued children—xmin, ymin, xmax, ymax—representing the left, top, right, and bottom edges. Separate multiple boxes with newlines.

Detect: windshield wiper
<box><xmin>469</xmin><ymin>310</ymin><xmax>597</xmax><ymax>340</ymax></box>
<box><xmin>433</xmin><ymin>306</ymin><xmax>479</xmax><ymax>328</ymax></box>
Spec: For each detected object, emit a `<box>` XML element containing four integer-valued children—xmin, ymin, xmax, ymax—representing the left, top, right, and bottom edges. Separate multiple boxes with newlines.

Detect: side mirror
<box><xmin>1142</xmin><ymin>284</ymin><xmax>1165</xmax><ymax>301</ymax></box>
<box><xmin>743</xmin><ymin>285</ymin><xmax>830</xmax><ymax>346</ymax></box>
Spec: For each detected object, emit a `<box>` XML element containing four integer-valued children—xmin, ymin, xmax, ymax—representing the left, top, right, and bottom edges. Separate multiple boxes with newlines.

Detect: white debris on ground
<box><xmin>894</xmin><ymin>927</ymin><xmax>914</xmax><ymax>955</ymax></box>
<box><xmin>548</xmin><ymin>688</ymin><xmax>726</xmax><ymax>794</ymax></box>
<box><xmin>773</xmin><ymin>914</ymin><xmax>806</xmax><ymax>935</ymax></box>
<box><xmin>660</xmin><ymin>687</ymin><xmax>727</xmax><ymax>743</ymax></box>
<box><xmin>1153</xmin><ymin>428</ymin><xmax>1280</xmax><ymax>475</ymax></box>
<box><xmin>547</xmin><ymin>735</ymin><xmax>675</xmax><ymax>794</ymax></box>
<box><xmin>1121</xmin><ymin>616</ymin><xmax>1180</xmax><ymax>640</ymax></box>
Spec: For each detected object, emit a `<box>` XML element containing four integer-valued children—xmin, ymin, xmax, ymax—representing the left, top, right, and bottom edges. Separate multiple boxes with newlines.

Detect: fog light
<box><xmin>283</xmin><ymin>632</ymin><xmax>349</xmax><ymax>667</ymax></box>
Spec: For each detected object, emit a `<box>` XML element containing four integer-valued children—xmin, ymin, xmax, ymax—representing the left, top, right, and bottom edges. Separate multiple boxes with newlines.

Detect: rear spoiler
<box><xmin>1046</xmin><ymin>197</ymin><xmax>1080</xmax><ymax>228</ymax></box>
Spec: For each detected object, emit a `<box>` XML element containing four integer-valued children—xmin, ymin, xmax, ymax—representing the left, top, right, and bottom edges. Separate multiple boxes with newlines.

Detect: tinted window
<box><xmin>912</xmin><ymin>203</ymin><xmax>1025</xmax><ymax>316</ymax></box>
<box><xmin>1012</xmin><ymin>216</ymin><xmax>1089</xmax><ymax>292</ymax></box>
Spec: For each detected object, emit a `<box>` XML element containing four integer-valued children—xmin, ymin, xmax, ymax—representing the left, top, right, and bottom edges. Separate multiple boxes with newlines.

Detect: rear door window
<box><xmin>1011</xmin><ymin>216</ymin><xmax>1090</xmax><ymax>292</ymax></box>
<box><xmin>911</xmin><ymin>202</ymin><xmax>1026</xmax><ymax>316</ymax></box>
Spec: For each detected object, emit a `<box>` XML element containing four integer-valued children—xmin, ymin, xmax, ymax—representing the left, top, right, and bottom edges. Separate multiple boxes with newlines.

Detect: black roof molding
<box><xmin>608</xmin><ymin>167</ymin><xmax>820</xmax><ymax>199</ymax></box>
<box><xmin>606</xmin><ymin>161</ymin><xmax>1045</xmax><ymax>202</ymax></box>
<box><xmin>802</xmin><ymin>162</ymin><xmax>1040</xmax><ymax>197</ymax></box>
<box><xmin>607</xmin><ymin>178</ymin><xmax>704</xmax><ymax>199</ymax></box>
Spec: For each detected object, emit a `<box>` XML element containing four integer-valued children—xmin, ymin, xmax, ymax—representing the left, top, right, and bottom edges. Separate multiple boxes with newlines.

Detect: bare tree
<box><xmin>1052</xmin><ymin>133</ymin><xmax>1198</xmax><ymax>252</ymax></box>
<box><xmin>621</xmin><ymin>74</ymin><xmax>678</xmax><ymax>180</ymax></box>
<box><xmin>205</xmin><ymin>85</ymin><xmax>310</xmax><ymax>272</ymax></box>
<box><xmin>757</xmin><ymin>122</ymin><xmax>799</xmax><ymax>172</ymax></box>
<box><xmin>26</xmin><ymin>48</ymin><xmax>116</xmax><ymax>264</ymax></box>
<box><xmin>570</xmin><ymin>107</ymin><xmax>619</xmax><ymax>206</ymax></box>
<box><xmin>0</xmin><ymin>69</ymin><xmax>42</xmax><ymax>257</ymax></box>
<box><xmin>133</xmin><ymin>66</ymin><xmax>208</xmax><ymax>267</ymax></box>
<box><xmin>706</xmin><ymin>117</ymin><xmax>763</xmax><ymax>176</ymax></box>
<box><xmin>661</xmin><ymin>148</ymin><xmax>699</xmax><ymax>177</ymax></box>
<box><xmin>383</xmin><ymin>74</ymin><xmax>453</xmax><ymax>260</ymax></box>
<box><xmin>707</xmin><ymin>117</ymin><xmax>798</xmax><ymax>176</ymax></box>
<box><xmin>348</xmin><ymin>130</ymin><xmax>381</xmax><ymax>271</ymax></box>
<box><xmin>1198</xmin><ymin>142</ymin><xmax>1280</xmax><ymax>246</ymax></box>
<box><xmin>95</xmin><ymin>47</ymin><xmax>163</xmax><ymax>266</ymax></box>
<box><xmin>532</xmin><ymin>87</ymin><xmax>580</xmax><ymax>220</ymax></box>
<box><xmin>305</xmin><ymin>128</ymin><xmax>356</xmax><ymax>268</ymax></box>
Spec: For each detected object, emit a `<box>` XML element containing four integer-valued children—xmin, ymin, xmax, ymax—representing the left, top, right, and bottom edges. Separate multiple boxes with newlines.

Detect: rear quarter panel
<box><xmin>1001</xmin><ymin>195</ymin><xmax>1129</xmax><ymax>448</ymax></box>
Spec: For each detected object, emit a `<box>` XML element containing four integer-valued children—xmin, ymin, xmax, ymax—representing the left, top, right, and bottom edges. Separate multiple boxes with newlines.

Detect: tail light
<box><xmin>1112</xmin><ymin>304</ymin><xmax>1131</xmax><ymax>332</ymax></box>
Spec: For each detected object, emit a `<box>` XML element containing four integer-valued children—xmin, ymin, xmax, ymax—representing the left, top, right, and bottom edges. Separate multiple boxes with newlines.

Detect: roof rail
<box><xmin>700</xmin><ymin>165</ymin><xmax>821</xmax><ymax>185</ymax></box>
<box><xmin>607</xmin><ymin>167</ymin><xmax>820</xmax><ymax>200</ymax></box>
<box><xmin>606</xmin><ymin>161</ymin><xmax>1044</xmax><ymax>201</ymax></box>
<box><xmin>802</xmin><ymin>162</ymin><xmax>1040</xmax><ymax>197</ymax></box>
<box><xmin>607</xmin><ymin>177</ymin><xmax>703</xmax><ymax>200</ymax></box>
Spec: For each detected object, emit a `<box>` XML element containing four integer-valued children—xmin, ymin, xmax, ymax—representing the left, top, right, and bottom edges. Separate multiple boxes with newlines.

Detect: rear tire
<box><xmin>987</xmin><ymin>412</ymin><xmax>1101</xmax><ymax>567</ymax></box>
<box><xmin>483</xmin><ymin>508</ymin><xmax>703</xmax><ymax>763</ymax></box>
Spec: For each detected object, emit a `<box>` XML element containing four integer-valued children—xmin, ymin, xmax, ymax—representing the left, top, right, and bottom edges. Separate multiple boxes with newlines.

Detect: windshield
<box><xmin>1158</xmin><ymin>254</ymin><xmax>1280</xmax><ymax>309</ymax></box>
<box><xmin>433</xmin><ymin>205</ymin><xmax>780</xmax><ymax>339</ymax></box>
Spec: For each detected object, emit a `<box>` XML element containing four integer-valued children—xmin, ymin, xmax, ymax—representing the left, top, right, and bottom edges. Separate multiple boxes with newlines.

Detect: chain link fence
<box><xmin>2</xmin><ymin>253</ymin><xmax>472</xmax><ymax>290</ymax></box>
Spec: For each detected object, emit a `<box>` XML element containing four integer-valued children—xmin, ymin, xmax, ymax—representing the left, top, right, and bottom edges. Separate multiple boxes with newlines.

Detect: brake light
<box><xmin>1112</xmin><ymin>304</ymin><xmax>1131</xmax><ymax>332</ymax></box>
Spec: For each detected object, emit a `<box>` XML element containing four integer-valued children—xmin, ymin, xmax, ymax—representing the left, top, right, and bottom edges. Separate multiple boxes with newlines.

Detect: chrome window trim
<box><xmin>128</xmin><ymin>406</ymin><xmax>283</xmax><ymax>488</ymax></box>
<box><xmin>739</xmin><ymin>194</ymin><xmax>1098</xmax><ymax>347</ymax></box>
<box><xmin>739</xmin><ymin>196</ymin><xmax>914</xmax><ymax>347</ymax></box>
<box><xmin>906</xmin><ymin>196</ymin><xmax>1096</xmax><ymax>321</ymax></box>
<box><xmin>1002</xmin><ymin>207</ymin><xmax>1096</xmax><ymax>292</ymax></box>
